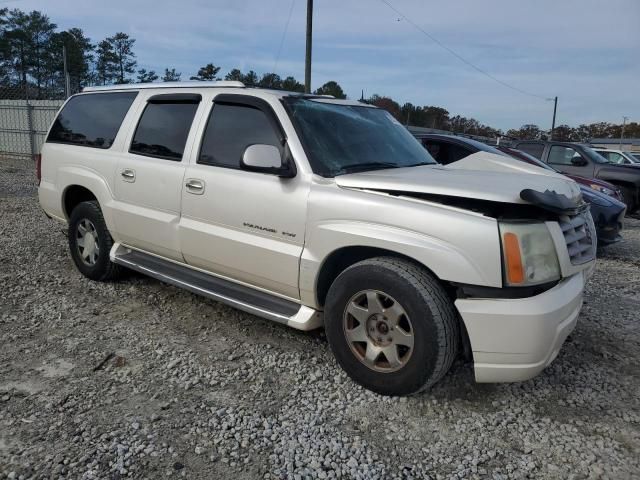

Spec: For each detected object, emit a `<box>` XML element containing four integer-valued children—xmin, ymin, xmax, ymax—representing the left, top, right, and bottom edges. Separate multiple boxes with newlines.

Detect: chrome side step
<box><xmin>110</xmin><ymin>244</ymin><xmax>323</xmax><ymax>331</ymax></box>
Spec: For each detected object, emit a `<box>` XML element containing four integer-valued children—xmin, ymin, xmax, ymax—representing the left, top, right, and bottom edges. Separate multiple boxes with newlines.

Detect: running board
<box><xmin>110</xmin><ymin>244</ymin><xmax>323</xmax><ymax>331</ymax></box>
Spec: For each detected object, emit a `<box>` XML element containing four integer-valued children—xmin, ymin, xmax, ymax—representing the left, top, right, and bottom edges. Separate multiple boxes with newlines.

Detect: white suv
<box><xmin>38</xmin><ymin>81</ymin><xmax>596</xmax><ymax>395</ymax></box>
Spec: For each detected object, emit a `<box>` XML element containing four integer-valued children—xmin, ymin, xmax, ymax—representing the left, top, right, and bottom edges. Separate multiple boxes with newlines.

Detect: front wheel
<box><xmin>68</xmin><ymin>201</ymin><xmax>122</xmax><ymax>281</ymax></box>
<box><xmin>325</xmin><ymin>257</ymin><xmax>459</xmax><ymax>396</ymax></box>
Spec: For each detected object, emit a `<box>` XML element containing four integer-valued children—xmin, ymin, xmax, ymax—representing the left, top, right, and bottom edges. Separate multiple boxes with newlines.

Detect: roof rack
<box><xmin>83</xmin><ymin>80</ymin><xmax>245</xmax><ymax>92</ymax></box>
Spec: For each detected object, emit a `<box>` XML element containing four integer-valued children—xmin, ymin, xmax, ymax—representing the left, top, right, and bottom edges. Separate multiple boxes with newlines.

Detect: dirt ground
<box><xmin>1</xmin><ymin>157</ymin><xmax>639</xmax><ymax>479</ymax></box>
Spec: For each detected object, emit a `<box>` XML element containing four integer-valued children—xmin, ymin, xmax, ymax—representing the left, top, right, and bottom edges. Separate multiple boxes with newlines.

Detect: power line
<box><xmin>272</xmin><ymin>0</ymin><xmax>296</xmax><ymax>77</ymax></box>
<box><xmin>378</xmin><ymin>0</ymin><xmax>552</xmax><ymax>101</ymax></box>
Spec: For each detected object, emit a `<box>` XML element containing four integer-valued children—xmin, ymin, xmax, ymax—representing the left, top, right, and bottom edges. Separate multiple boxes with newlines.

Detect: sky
<box><xmin>7</xmin><ymin>0</ymin><xmax>640</xmax><ymax>131</ymax></box>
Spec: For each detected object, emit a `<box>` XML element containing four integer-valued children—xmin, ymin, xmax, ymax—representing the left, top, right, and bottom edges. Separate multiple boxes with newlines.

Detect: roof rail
<box><xmin>83</xmin><ymin>80</ymin><xmax>245</xmax><ymax>92</ymax></box>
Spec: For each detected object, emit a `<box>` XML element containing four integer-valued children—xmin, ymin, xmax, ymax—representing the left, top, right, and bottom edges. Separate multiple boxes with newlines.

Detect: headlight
<box><xmin>499</xmin><ymin>222</ymin><xmax>561</xmax><ymax>287</ymax></box>
<box><xmin>589</xmin><ymin>184</ymin><xmax>615</xmax><ymax>197</ymax></box>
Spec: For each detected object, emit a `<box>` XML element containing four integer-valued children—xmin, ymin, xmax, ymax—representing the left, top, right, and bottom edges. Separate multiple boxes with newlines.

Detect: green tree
<box><xmin>314</xmin><ymin>80</ymin><xmax>346</xmax><ymax>99</ymax></box>
<box><xmin>259</xmin><ymin>72</ymin><xmax>282</xmax><ymax>88</ymax></box>
<box><xmin>162</xmin><ymin>67</ymin><xmax>181</xmax><ymax>82</ymax></box>
<box><xmin>53</xmin><ymin>28</ymin><xmax>94</xmax><ymax>92</ymax></box>
<box><xmin>506</xmin><ymin>124</ymin><xmax>543</xmax><ymax>140</ymax></box>
<box><xmin>224</xmin><ymin>68</ymin><xmax>243</xmax><ymax>81</ymax></box>
<box><xmin>190</xmin><ymin>63</ymin><xmax>220</xmax><ymax>81</ymax></box>
<box><xmin>95</xmin><ymin>39</ymin><xmax>116</xmax><ymax>85</ymax></box>
<box><xmin>106</xmin><ymin>32</ymin><xmax>136</xmax><ymax>84</ymax></box>
<box><xmin>1</xmin><ymin>9</ymin><xmax>57</xmax><ymax>95</ymax></box>
<box><xmin>281</xmin><ymin>76</ymin><xmax>304</xmax><ymax>92</ymax></box>
<box><xmin>242</xmin><ymin>70</ymin><xmax>258</xmax><ymax>86</ymax></box>
<box><xmin>137</xmin><ymin>68</ymin><xmax>158</xmax><ymax>83</ymax></box>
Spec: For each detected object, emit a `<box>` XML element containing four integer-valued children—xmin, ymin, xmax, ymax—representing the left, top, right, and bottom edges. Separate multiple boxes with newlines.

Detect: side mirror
<box><xmin>240</xmin><ymin>144</ymin><xmax>295</xmax><ymax>178</ymax></box>
<box><xmin>570</xmin><ymin>156</ymin><xmax>588</xmax><ymax>166</ymax></box>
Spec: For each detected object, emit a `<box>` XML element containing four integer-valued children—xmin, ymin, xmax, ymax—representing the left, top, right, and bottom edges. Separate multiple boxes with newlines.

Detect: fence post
<box><xmin>26</xmin><ymin>102</ymin><xmax>36</xmax><ymax>160</ymax></box>
<box><xmin>23</xmin><ymin>79</ymin><xmax>37</xmax><ymax>160</ymax></box>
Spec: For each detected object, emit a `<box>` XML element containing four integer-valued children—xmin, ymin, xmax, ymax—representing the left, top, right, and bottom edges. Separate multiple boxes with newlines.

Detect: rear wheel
<box><xmin>325</xmin><ymin>257</ymin><xmax>459</xmax><ymax>396</ymax></box>
<box><xmin>68</xmin><ymin>201</ymin><xmax>122</xmax><ymax>281</ymax></box>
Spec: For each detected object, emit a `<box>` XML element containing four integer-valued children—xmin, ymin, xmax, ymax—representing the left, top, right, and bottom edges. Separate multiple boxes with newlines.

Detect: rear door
<box><xmin>112</xmin><ymin>92</ymin><xmax>203</xmax><ymax>261</ymax></box>
<box><xmin>178</xmin><ymin>94</ymin><xmax>308</xmax><ymax>300</ymax></box>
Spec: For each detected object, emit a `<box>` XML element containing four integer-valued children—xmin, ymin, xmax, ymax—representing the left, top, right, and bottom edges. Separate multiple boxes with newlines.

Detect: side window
<box><xmin>548</xmin><ymin>146</ymin><xmax>582</xmax><ymax>165</ymax></box>
<box><xmin>47</xmin><ymin>92</ymin><xmax>137</xmax><ymax>149</ymax></box>
<box><xmin>130</xmin><ymin>100</ymin><xmax>199</xmax><ymax>161</ymax></box>
<box><xmin>607</xmin><ymin>152</ymin><xmax>624</xmax><ymax>164</ymax></box>
<box><xmin>199</xmin><ymin>103</ymin><xmax>281</xmax><ymax>168</ymax></box>
<box><xmin>423</xmin><ymin>140</ymin><xmax>446</xmax><ymax>164</ymax></box>
<box><xmin>517</xmin><ymin>143</ymin><xmax>544</xmax><ymax>159</ymax></box>
<box><xmin>447</xmin><ymin>144</ymin><xmax>473</xmax><ymax>163</ymax></box>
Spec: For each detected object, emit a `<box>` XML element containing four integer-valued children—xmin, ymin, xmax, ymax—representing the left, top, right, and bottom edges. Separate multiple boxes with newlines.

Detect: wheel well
<box><xmin>315</xmin><ymin>246</ymin><xmax>471</xmax><ymax>361</ymax></box>
<box><xmin>63</xmin><ymin>185</ymin><xmax>97</xmax><ymax>218</ymax></box>
<box><xmin>316</xmin><ymin>246</ymin><xmax>457</xmax><ymax>306</ymax></box>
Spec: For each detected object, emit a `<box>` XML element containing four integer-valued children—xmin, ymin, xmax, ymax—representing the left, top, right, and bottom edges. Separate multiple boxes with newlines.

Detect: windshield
<box><xmin>282</xmin><ymin>97</ymin><xmax>436</xmax><ymax>177</ymax></box>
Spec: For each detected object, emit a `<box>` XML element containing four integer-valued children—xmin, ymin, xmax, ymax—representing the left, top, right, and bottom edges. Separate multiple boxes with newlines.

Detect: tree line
<box><xmin>1</xmin><ymin>7</ymin><xmax>636</xmax><ymax>141</ymax></box>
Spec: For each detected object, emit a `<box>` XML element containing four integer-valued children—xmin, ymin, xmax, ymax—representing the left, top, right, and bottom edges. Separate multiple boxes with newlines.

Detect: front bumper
<box><xmin>455</xmin><ymin>271</ymin><xmax>585</xmax><ymax>383</ymax></box>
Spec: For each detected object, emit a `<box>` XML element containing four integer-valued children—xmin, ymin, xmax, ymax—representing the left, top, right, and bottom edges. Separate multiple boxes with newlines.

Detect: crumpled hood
<box><xmin>335</xmin><ymin>151</ymin><xmax>582</xmax><ymax>205</ymax></box>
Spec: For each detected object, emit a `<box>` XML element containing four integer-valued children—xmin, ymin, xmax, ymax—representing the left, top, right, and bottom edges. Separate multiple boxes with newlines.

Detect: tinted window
<box><xmin>548</xmin><ymin>146</ymin><xmax>583</xmax><ymax>165</ymax></box>
<box><xmin>47</xmin><ymin>92</ymin><xmax>137</xmax><ymax>149</ymax></box>
<box><xmin>423</xmin><ymin>140</ymin><xmax>447</xmax><ymax>163</ymax></box>
<box><xmin>423</xmin><ymin>140</ymin><xmax>473</xmax><ymax>165</ymax></box>
<box><xmin>517</xmin><ymin>143</ymin><xmax>545</xmax><ymax>159</ymax></box>
<box><xmin>130</xmin><ymin>102</ymin><xmax>199</xmax><ymax>160</ymax></box>
<box><xmin>448</xmin><ymin>144</ymin><xmax>474</xmax><ymax>163</ymax></box>
<box><xmin>199</xmin><ymin>103</ymin><xmax>281</xmax><ymax>168</ymax></box>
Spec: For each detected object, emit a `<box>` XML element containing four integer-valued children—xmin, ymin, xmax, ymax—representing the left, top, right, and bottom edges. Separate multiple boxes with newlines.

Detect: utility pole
<box><xmin>550</xmin><ymin>96</ymin><xmax>558</xmax><ymax>140</ymax></box>
<box><xmin>620</xmin><ymin>116</ymin><xmax>628</xmax><ymax>149</ymax></box>
<box><xmin>62</xmin><ymin>44</ymin><xmax>71</xmax><ymax>98</ymax></box>
<box><xmin>304</xmin><ymin>0</ymin><xmax>313</xmax><ymax>94</ymax></box>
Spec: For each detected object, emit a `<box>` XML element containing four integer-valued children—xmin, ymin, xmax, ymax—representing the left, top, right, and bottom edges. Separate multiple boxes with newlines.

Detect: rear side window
<box><xmin>517</xmin><ymin>143</ymin><xmax>544</xmax><ymax>159</ymax></box>
<box><xmin>198</xmin><ymin>103</ymin><xmax>281</xmax><ymax>168</ymax></box>
<box><xmin>130</xmin><ymin>101</ymin><xmax>199</xmax><ymax>161</ymax></box>
<box><xmin>47</xmin><ymin>92</ymin><xmax>137</xmax><ymax>149</ymax></box>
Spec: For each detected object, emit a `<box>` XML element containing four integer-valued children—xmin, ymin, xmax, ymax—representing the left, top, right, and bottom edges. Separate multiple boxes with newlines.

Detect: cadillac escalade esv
<box><xmin>38</xmin><ymin>81</ymin><xmax>596</xmax><ymax>395</ymax></box>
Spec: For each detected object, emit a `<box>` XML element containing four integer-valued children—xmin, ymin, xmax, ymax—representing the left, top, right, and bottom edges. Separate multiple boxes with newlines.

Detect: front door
<box><xmin>179</xmin><ymin>96</ymin><xmax>308</xmax><ymax>300</ymax></box>
<box><xmin>546</xmin><ymin>145</ymin><xmax>596</xmax><ymax>178</ymax></box>
<box><xmin>112</xmin><ymin>93</ymin><xmax>202</xmax><ymax>261</ymax></box>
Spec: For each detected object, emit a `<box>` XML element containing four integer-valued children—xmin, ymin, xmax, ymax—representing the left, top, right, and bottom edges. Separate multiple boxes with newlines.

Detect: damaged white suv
<box><xmin>38</xmin><ymin>82</ymin><xmax>596</xmax><ymax>395</ymax></box>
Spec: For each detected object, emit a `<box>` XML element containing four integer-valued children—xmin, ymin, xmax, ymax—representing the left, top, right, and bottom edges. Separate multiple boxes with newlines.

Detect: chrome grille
<box><xmin>558</xmin><ymin>212</ymin><xmax>595</xmax><ymax>265</ymax></box>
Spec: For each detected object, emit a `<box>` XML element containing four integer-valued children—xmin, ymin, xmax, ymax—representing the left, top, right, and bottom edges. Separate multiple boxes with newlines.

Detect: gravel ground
<box><xmin>1</xmin><ymin>157</ymin><xmax>639</xmax><ymax>480</ymax></box>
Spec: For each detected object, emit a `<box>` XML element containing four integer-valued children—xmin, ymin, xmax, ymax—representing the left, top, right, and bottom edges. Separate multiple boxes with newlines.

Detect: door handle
<box><xmin>121</xmin><ymin>169</ymin><xmax>135</xmax><ymax>182</ymax></box>
<box><xmin>185</xmin><ymin>179</ymin><xmax>205</xmax><ymax>194</ymax></box>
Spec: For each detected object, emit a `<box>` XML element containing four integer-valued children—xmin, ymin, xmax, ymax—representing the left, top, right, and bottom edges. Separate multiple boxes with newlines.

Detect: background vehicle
<box><xmin>497</xmin><ymin>147</ymin><xmax>625</xmax><ymax>246</ymax></box>
<box><xmin>414</xmin><ymin>133</ymin><xmax>508</xmax><ymax>164</ymax></box>
<box><xmin>498</xmin><ymin>146</ymin><xmax>623</xmax><ymax>201</ymax></box>
<box><xmin>515</xmin><ymin>140</ymin><xmax>640</xmax><ymax>213</ymax></box>
<box><xmin>593</xmin><ymin>148</ymin><xmax>639</xmax><ymax>165</ymax></box>
<box><xmin>39</xmin><ymin>82</ymin><xmax>596</xmax><ymax>396</ymax></box>
<box><xmin>411</xmin><ymin>135</ymin><xmax>624</xmax><ymax>245</ymax></box>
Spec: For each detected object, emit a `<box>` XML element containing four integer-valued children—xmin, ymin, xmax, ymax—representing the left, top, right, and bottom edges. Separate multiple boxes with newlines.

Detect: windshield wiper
<box><xmin>336</xmin><ymin>162</ymin><xmax>402</xmax><ymax>174</ymax></box>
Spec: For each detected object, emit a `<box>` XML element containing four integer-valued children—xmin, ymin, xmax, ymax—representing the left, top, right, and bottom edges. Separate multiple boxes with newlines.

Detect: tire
<box><xmin>324</xmin><ymin>257</ymin><xmax>459</xmax><ymax>396</ymax></box>
<box><xmin>68</xmin><ymin>200</ymin><xmax>122</xmax><ymax>281</ymax></box>
<box><xmin>620</xmin><ymin>186</ymin><xmax>637</xmax><ymax>214</ymax></box>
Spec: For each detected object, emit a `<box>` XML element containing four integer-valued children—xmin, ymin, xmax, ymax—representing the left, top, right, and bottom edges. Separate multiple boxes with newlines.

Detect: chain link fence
<box><xmin>0</xmin><ymin>84</ymin><xmax>66</xmax><ymax>160</ymax></box>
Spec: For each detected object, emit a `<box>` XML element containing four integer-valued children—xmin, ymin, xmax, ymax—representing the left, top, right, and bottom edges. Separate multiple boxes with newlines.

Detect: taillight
<box><xmin>35</xmin><ymin>153</ymin><xmax>42</xmax><ymax>185</ymax></box>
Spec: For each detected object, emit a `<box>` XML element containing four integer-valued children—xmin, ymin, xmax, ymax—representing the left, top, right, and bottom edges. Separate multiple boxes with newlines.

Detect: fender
<box><xmin>300</xmin><ymin>218</ymin><xmax>502</xmax><ymax>309</ymax></box>
<box><xmin>56</xmin><ymin>164</ymin><xmax>117</xmax><ymax>231</ymax></box>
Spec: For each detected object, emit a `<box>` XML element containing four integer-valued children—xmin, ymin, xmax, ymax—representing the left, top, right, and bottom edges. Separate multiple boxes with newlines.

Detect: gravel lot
<box><xmin>1</xmin><ymin>157</ymin><xmax>639</xmax><ymax>480</ymax></box>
